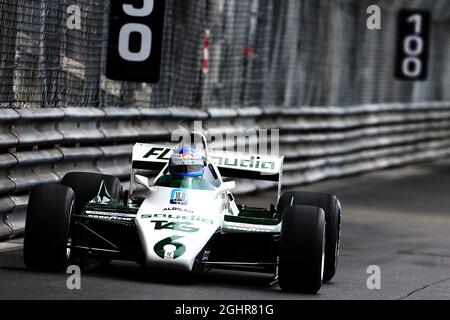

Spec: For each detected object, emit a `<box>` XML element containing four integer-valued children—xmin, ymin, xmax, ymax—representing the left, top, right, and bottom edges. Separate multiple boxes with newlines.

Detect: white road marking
<box><xmin>0</xmin><ymin>241</ymin><xmax>23</xmax><ymax>253</ymax></box>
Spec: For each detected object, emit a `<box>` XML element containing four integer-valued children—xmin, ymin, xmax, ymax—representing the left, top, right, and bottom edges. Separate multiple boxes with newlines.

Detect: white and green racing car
<box><xmin>23</xmin><ymin>132</ymin><xmax>341</xmax><ymax>293</ymax></box>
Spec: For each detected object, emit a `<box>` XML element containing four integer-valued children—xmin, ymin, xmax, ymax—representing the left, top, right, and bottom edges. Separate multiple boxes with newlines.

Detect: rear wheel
<box><xmin>278</xmin><ymin>191</ymin><xmax>341</xmax><ymax>282</ymax></box>
<box><xmin>278</xmin><ymin>205</ymin><xmax>325</xmax><ymax>293</ymax></box>
<box><xmin>24</xmin><ymin>184</ymin><xmax>74</xmax><ymax>271</ymax></box>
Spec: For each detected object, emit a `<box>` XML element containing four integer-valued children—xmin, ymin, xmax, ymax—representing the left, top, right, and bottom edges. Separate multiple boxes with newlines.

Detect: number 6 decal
<box><xmin>106</xmin><ymin>0</ymin><xmax>165</xmax><ymax>83</ymax></box>
<box><xmin>154</xmin><ymin>236</ymin><xmax>186</xmax><ymax>259</ymax></box>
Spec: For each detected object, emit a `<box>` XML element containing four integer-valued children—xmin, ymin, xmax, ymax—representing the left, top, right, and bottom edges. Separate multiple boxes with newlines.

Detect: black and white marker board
<box><xmin>106</xmin><ymin>0</ymin><xmax>165</xmax><ymax>83</ymax></box>
<box><xmin>394</xmin><ymin>9</ymin><xmax>430</xmax><ymax>81</ymax></box>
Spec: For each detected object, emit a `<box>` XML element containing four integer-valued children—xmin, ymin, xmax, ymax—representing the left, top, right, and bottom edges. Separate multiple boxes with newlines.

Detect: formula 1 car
<box><xmin>23</xmin><ymin>132</ymin><xmax>341</xmax><ymax>293</ymax></box>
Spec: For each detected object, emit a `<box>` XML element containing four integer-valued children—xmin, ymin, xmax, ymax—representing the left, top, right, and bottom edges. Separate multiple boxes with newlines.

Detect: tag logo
<box><xmin>152</xmin><ymin>220</ymin><xmax>199</xmax><ymax>233</ymax></box>
<box><xmin>170</xmin><ymin>189</ymin><xmax>188</xmax><ymax>205</ymax></box>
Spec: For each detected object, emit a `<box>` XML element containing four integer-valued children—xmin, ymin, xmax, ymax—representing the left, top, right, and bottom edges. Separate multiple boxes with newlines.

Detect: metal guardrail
<box><xmin>1</xmin><ymin>103</ymin><xmax>450</xmax><ymax>239</ymax></box>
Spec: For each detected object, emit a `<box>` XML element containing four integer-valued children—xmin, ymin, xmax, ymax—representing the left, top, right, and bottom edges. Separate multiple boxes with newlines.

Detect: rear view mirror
<box><xmin>214</xmin><ymin>181</ymin><xmax>236</xmax><ymax>198</ymax></box>
<box><xmin>135</xmin><ymin>174</ymin><xmax>150</xmax><ymax>189</ymax></box>
<box><xmin>221</xmin><ymin>181</ymin><xmax>235</xmax><ymax>191</ymax></box>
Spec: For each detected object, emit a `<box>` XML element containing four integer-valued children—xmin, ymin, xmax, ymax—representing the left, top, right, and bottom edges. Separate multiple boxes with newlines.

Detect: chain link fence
<box><xmin>1</xmin><ymin>0</ymin><xmax>449</xmax><ymax>109</ymax></box>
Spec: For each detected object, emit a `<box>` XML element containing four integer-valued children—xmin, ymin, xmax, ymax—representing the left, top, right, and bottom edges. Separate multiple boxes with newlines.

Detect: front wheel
<box><xmin>61</xmin><ymin>172</ymin><xmax>122</xmax><ymax>270</ymax></box>
<box><xmin>278</xmin><ymin>205</ymin><xmax>325</xmax><ymax>293</ymax></box>
<box><xmin>24</xmin><ymin>184</ymin><xmax>74</xmax><ymax>271</ymax></box>
<box><xmin>278</xmin><ymin>191</ymin><xmax>341</xmax><ymax>282</ymax></box>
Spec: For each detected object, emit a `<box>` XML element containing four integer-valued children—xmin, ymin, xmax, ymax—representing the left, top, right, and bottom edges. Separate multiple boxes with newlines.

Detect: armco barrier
<box><xmin>57</xmin><ymin>108</ymin><xmax>105</xmax><ymax>144</ymax></box>
<box><xmin>11</xmin><ymin>108</ymin><xmax>65</xmax><ymax>147</ymax></box>
<box><xmin>1</xmin><ymin>103</ymin><xmax>450</xmax><ymax>239</ymax></box>
<box><xmin>0</xmin><ymin>110</ymin><xmax>19</xmax><ymax>148</ymax></box>
<box><xmin>0</xmin><ymin>196</ymin><xmax>14</xmax><ymax>238</ymax></box>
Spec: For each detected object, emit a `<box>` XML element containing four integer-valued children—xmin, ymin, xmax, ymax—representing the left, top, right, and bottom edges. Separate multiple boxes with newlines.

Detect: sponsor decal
<box><xmin>151</xmin><ymin>220</ymin><xmax>199</xmax><ymax>233</ymax></box>
<box><xmin>84</xmin><ymin>210</ymin><xmax>135</xmax><ymax>222</ymax></box>
<box><xmin>211</xmin><ymin>155</ymin><xmax>276</xmax><ymax>171</ymax></box>
<box><xmin>223</xmin><ymin>221</ymin><xmax>278</xmax><ymax>232</ymax></box>
<box><xmin>141</xmin><ymin>213</ymin><xmax>214</xmax><ymax>225</ymax></box>
<box><xmin>142</xmin><ymin>147</ymin><xmax>172</xmax><ymax>160</ymax></box>
<box><xmin>163</xmin><ymin>207</ymin><xmax>194</xmax><ymax>214</ymax></box>
<box><xmin>170</xmin><ymin>189</ymin><xmax>188</xmax><ymax>205</ymax></box>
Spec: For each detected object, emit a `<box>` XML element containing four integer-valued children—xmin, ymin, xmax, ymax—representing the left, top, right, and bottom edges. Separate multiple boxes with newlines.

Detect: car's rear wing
<box><xmin>131</xmin><ymin>143</ymin><xmax>284</xmax><ymax>182</ymax></box>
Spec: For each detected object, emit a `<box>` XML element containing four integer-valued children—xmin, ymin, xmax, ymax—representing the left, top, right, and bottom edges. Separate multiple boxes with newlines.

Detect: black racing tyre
<box><xmin>278</xmin><ymin>191</ymin><xmax>341</xmax><ymax>282</ymax></box>
<box><xmin>61</xmin><ymin>172</ymin><xmax>123</xmax><ymax>215</ymax></box>
<box><xmin>61</xmin><ymin>172</ymin><xmax>122</xmax><ymax>269</ymax></box>
<box><xmin>24</xmin><ymin>184</ymin><xmax>74</xmax><ymax>271</ymax></box>
<box><xmin>278</xmin><ymin>205</ymin><xmax>325</xmax><ymax>293</ymax></box>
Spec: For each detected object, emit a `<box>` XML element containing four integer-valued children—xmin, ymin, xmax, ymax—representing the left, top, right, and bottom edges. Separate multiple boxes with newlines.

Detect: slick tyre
<box><xmin>24</xmin><ymin>184</ymin><xmax>75</xmax><ymax>271</ymax></box>
<box><xmin>61</xmin><ymin>172</ymin><xmax>123</xmax><ymax>269</ymax></box>
<box><xmin>61</xmin><ymin>172</ymin><xmax>123</xmax><ymax>215</ymax></box>
<box><xmin>278</xmin><ymin>205</ymin><xmax>325</xmax><ymax>294</ymax></box>
<box><xmin>278</xmin><ymin>191</ymin><xmax>341</xmax><ymax>282</ymax></box>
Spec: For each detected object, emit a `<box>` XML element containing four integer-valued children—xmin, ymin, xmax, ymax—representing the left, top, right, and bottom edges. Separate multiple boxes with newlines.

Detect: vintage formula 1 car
<box><xmin>23</xmin><ymin>132</ymin><xmax>341</xmax><ymax>293</ymax></box>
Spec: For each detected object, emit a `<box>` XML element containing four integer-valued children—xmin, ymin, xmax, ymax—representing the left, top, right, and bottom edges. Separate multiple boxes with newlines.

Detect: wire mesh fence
<box><xmin>1</xmin><ymin>0</ymin><xmax>449</xmax><ymax>109</ymax></box>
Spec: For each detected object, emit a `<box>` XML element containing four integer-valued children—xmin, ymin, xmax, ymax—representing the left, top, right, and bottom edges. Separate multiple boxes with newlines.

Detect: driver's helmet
<box><xmin>168</xmin><ymin>147</ymin><xmax>205</xmax><ymax>177</ymax></box>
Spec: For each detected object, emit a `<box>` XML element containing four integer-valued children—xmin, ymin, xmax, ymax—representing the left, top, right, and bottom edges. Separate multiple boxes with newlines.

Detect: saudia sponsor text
<box><xmin>141</xmin><ymin>212</ymin><xmax>214</xmax><ymax>225</ymax></box>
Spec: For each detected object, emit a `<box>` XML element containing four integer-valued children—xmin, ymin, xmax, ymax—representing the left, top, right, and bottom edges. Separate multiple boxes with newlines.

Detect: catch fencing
<box><xmin>1</xmin><ymin>0</ymin><xmax>450</xmax><ymax>238</ymax></box>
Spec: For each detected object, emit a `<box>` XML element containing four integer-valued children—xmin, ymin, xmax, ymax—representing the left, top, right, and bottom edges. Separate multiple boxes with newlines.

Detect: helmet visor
<box><xmin>170</xmin><ymin>164</ymin><xmax>204</xmax><ymax>176</ymax></box>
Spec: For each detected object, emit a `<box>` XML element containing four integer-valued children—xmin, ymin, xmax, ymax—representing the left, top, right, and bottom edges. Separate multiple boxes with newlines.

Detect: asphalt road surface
<box><xmin>1</xmin><ymin>160</ymin><xmax>450</xmax><ymax>300</ymax></box>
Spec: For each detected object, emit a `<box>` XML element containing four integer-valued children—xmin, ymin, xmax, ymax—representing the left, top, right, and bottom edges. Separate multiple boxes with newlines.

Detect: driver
<box><xmin>168</xmin><ymin>147</ymin><xmax>206</xmax><ymax>177</ymax></box>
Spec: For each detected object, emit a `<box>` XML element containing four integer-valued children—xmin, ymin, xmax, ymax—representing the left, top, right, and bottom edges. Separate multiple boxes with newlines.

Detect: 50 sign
<box><xmin>395</xmin><ymin>10</ymin><xmax>430</xmax><ymax>80</ymax></box>
<box><xmin>106</xmin><ymin>0</ymin><xmax>165</xmax><ymax>83</ymax></box>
